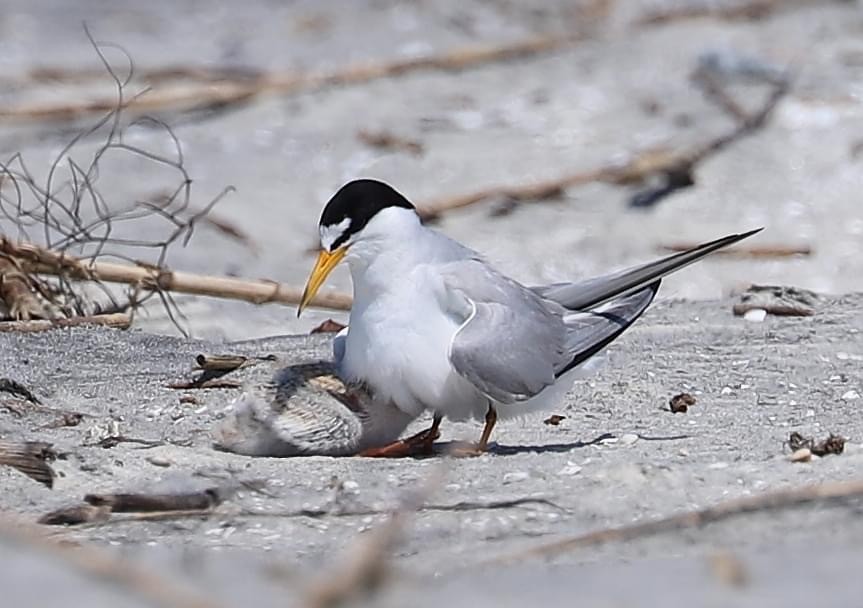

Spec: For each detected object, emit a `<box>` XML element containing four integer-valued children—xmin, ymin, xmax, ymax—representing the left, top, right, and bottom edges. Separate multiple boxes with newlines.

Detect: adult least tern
<box><xmin>299</xmin><ymin>179</ymin><xmax>761</xmax><ymax>456</ymax></box>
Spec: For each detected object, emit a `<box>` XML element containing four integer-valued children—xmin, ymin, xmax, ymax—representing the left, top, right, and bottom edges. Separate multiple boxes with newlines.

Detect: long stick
<box><xmin>493</xmin><ymin>478</ymin><xmax>863</xmax><ymax>564</ymax></box>
<box><xmin>0</xmin><ymin>313</ymin><xmax>131</xmax><ymax>333</ymax></box>
<box><xmin>417</xmin><ymin>146</ymin><xmax>678</xmax><ymax>220</ymax></box>
<box><xmin>1</xmin><ymin>34</ymin><xmax>573</xmax><ymax>122</ymax></box>
<box><xmin>0</xmin><ymin>238</ymin><xmax>352</xmax><ymax>312</ymax></box>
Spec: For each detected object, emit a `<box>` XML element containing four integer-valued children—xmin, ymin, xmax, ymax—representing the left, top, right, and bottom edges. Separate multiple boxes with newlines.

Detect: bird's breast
<box><xmin>340</xmin><ymin>285</ymin><xmax>479</xmax><ymax>419</ymax></box>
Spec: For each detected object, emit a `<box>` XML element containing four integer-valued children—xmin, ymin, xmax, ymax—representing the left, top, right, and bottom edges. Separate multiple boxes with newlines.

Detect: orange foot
<box><xmin>445</xmin><ymin>404</ymin><xmax>497</xmax><ymax>458</ymax></box>
<box><xmin>359</xmin><ymin>416</ymin><xmax>442</xmax><ymax>458</ymax></box>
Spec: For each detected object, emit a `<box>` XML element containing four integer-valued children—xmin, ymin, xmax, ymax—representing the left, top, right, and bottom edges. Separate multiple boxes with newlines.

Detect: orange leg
<box><xmin>359</xmin><ymin>414</ymin><xmax>442</xmax><ymax>458</ymax></box>
<box><xmin>448</xmin><ymin>405</ymin><xmax>497</xmax><ymax>457</ymax></box>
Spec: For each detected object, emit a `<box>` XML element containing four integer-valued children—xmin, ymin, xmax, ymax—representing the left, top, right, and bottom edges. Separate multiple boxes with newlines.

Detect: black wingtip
<box><xmin>556</xmin><ymin>281</ymin><xmax>660</xmax><ymax>378</ymax></box>
<box><xmin>740</xmin><ymin>227</ymin><xmax>764</xmax><ymax>238</ymax></box>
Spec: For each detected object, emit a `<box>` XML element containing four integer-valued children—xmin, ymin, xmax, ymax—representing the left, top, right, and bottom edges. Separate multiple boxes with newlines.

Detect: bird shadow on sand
<box><xmin>417</xmin><ymin>432</ymin><xmax>617</xmax><ymax>458</ymax></box>
<box><xmin>486</xmin><ymin>432</ymin><xmax>617</xmax><ymax>456</ymax></box>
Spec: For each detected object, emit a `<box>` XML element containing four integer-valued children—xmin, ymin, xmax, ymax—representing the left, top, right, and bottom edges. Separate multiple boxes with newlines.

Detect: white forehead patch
<box><xmin>320</xmin><ymin>217</ymin><xmax>352</xmax><ymax>251</ymax></box>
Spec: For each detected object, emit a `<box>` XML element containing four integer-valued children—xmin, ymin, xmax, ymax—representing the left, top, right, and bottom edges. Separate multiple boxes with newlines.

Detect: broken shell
<box><xmin>789</xmin><ymin>448</ymin><xmax>812</xmax><ymax>463</ymax></box>
<box><xmin>743</xmin><ymin>308</ymin><xmax>767</xmax><ymax>323</ymax></box>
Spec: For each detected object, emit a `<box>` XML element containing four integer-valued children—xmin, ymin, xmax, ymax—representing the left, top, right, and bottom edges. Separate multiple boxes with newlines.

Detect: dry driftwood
<box><xmin>732</xmin><ymin>284</ymin><xmax>820</xmax><ymax>317</ymax></box>
<box><xmin>0</xmin><ymin>313</ymin><xmax>131</xmax><ymax>333</ymax></box>
<box><xmin>2</xmin><ymin>34</ymin><xmax>573</xmax><ymax>123</ymax></box>
<box><xmin>495</xmin><ymin>478</ymin><xmax>863</xmax><ymax>563</ymax></box>
<box><xmin>0</xmin><ymin>440</ymin><xmax>56</xmax><ymax>487</ymax></box>
<box><xmin>195</xmin><ymin>354</ymin><xmax>248</xmax><ymax>371</ymax></box>
<box><xmin>41</xmin><ymin>481</ymin><xmax>265</xmax><ymax>527</ymax></box>
<box><xmin>84</xmin><ymin>488</ymin><xmax>223</xmax><ymax>513</ymax></box>
<box><xmin>1</xmin><ymin>237</ymin><xmax>352</xmax><ymax>312</ymax></box>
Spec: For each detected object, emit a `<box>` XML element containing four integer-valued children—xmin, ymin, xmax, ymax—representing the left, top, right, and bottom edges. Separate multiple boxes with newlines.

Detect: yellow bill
<box><xmin>298</xmin><ymin>247</ymin><xmax>347</xmax><ymax>316</ymax></box>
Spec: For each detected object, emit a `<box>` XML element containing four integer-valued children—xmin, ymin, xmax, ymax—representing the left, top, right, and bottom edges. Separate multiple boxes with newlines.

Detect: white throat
<box><xmin>344</xmin><ymin>207</ymin><xmax>423</xmax><ymax>284</ymax></box>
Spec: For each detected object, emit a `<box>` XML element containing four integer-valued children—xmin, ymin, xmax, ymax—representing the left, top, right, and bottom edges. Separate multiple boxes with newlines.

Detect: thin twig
<box><xmin>51</xmin><ymin>497</ymin><xmax>562</xmax><ymax>530</ymax></box>
<box><xmin>493</xmin><ymin>479</ymin><xmax>863</xmax><ymax>564</ymax></box>
<box><xmin>416</xmin><ymin>145</ymin><xmax>679</xmax><ymax>220</ymax></box>
<box><xmin>0</xmin><ymin>32</ymin><xmax>240</xmax><ymax>335</ymax></box>
<box><xmin>2</xmin><ymin>34</ymin><xmax>574</xmax><ymax>123</ymax></box>
<box><xmin>0</xmin><ymin>312</ymin><xmax>131</xmax><ymax>332</ymax></box>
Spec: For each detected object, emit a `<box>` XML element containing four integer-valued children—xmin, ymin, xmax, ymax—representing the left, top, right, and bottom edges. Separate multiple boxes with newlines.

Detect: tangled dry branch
<box><xmin>0</xmin><ymin>28</ymin><xmax>235</xmax><ymax>334</ymax></box>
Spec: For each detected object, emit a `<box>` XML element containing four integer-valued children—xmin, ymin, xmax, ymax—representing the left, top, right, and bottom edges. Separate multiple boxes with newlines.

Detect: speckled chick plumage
<box><xmin>213</xmin><ymin>361</ymin><xmax>415</xmax><ymax>456</ymax></box>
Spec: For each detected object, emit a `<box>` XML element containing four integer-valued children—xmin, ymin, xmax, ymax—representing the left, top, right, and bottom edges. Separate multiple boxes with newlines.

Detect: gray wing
<box><xmin>534</xmin><ymin>229</ymin><xmax>762</xmax><ymax>310</ymax></box>
<box><xmin>449</xmin><ymin>299</ymin><xmax>567</xmax><ymax>403</ymax></box>
<box><xmin>441</xmin><ymin>262</ymin><xmax>661</xmax><ymax>405</ymax></box>
<box><xmin>441</xmin><ymin>230</ymin><xmax>761</xmax><ymax>405</ymax></box>
<box><xmin>440</xmin><ymin>260</ymin><xmax>568</xmax><ymax>404</ymax></box>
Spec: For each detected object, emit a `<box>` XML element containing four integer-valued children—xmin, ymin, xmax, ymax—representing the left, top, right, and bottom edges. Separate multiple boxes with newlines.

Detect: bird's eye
<box><xmin>320</xmin><ymin>217</ymin><xmax>352</xmax><ymax>251</ymax></box>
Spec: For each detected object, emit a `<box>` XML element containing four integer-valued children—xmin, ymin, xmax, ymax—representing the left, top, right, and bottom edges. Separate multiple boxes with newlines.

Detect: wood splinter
<box><xmin>195</xmin><ymin>354</ymin><xmax>248</xmax><ymax>372</ymax></box>
<box><xmin>0</xmin><ymin>440</ymin><xmax>57</xmax><ymax>487</ymax></box>
<box><xmin>84</xmin><ymin>488</ymin><xmax>223</xmax><ymax>513</ymax></box>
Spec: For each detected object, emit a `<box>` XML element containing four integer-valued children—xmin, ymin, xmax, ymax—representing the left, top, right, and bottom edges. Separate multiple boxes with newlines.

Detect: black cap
<box><xmin>319</xmin><ymin>179</ymin><xmax>415</xmax><ymax>250</ymax></box>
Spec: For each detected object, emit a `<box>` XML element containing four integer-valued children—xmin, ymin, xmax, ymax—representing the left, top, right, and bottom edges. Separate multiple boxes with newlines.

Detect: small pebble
<box><xmin>708</xmin><ymin>462</ymin><xmax>729</xmax><ymax>470</ymax></box>
<box><xmin>145</xmin><ymin>456</ymin><xmax>171</xmax><ymax>467</ymax></box>
<box><xmin>503</xmin><ymin>471</ymin><xmax>529</xmax><ymax>484</ymax></box>
<box><xmin>790</xmin><ymin>448</ymin><xmax>812</xmax><ymax>463</ymax></box>
<box><xmin>841</xmin><ymin>390</ymin><xmax>860</xmax><ymax>401</ymax></box>
<box><xmin>743</xmin><ymin>308</ymin><xmax>767</xmax><ymax>322</ymax></box>
<box><xmin>720</xmin><ymin>386</ymin><xmax>733</xmax><ymax>395</ymax></box>
<box><xmin>557</xmin><ymin>462</ymin><xmax>582</xmax><ymax>476</ymax></box>
<box><xmin>620</xmin><ymin>433</ymin><xmax>639</xmax><ymax>445</ymax></box>
<box><xmin>342</xmin><ymin>480</ymin><xmax>360</xmax><ymax>493</ymax></box>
